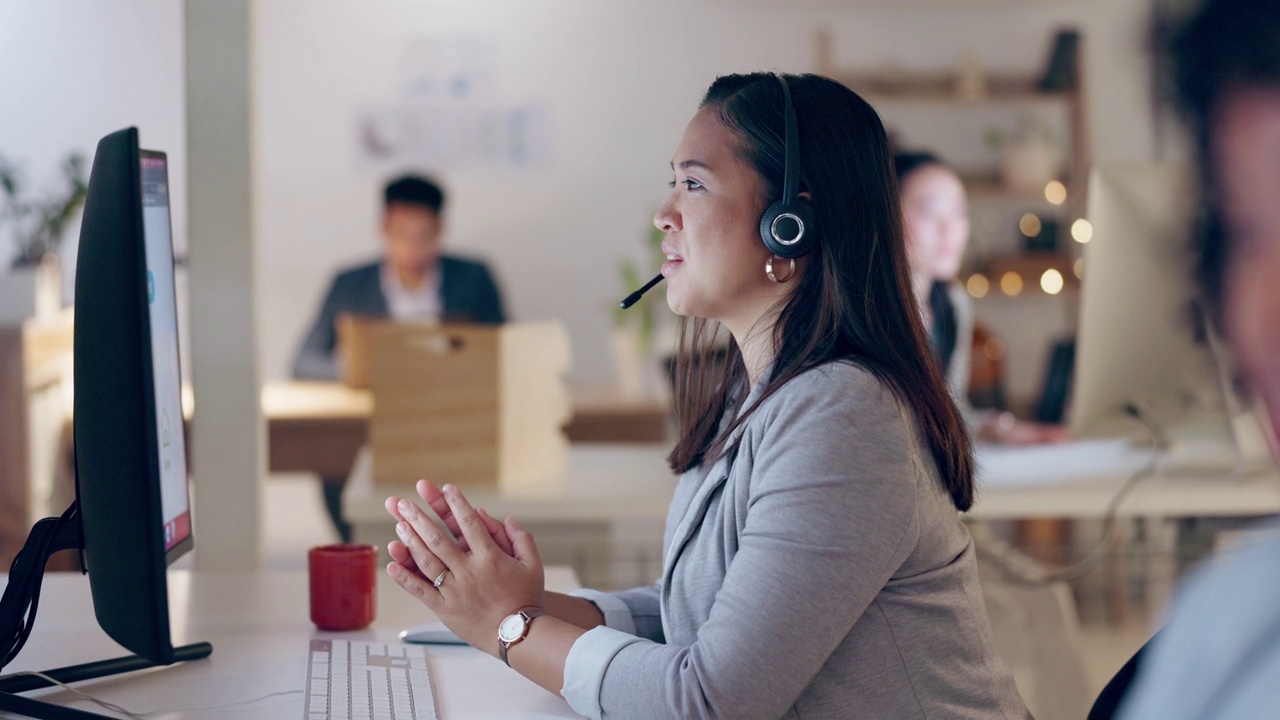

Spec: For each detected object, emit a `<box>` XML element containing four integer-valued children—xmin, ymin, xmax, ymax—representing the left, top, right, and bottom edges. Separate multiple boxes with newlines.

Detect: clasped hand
<box><xmin>384</xmin><ymin>481</ymin><xmax>545</xmax><ymax>658</ymax></box>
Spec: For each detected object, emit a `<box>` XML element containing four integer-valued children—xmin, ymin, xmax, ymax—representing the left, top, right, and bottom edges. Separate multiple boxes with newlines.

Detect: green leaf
<box><xmin>1</xmin><ymin>150</ymin><xmax>88</xmax><ymax>268</ymax></box>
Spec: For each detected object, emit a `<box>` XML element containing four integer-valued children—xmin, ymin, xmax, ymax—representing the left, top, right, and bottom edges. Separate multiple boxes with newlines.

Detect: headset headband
<box><xmin>778</xmin><ymin>74</ymin><xmax>799</xmax><ymax>204</ymax></box>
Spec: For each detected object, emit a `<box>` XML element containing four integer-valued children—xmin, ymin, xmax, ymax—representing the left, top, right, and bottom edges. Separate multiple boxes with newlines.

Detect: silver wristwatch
<box><xmin>497</xmin><ymin>609</ymin><xmax>545</xmax><ymax>666</ymax></box>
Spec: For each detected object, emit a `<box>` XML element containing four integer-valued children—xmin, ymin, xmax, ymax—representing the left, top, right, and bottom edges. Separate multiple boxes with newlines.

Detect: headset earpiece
<box><xmin>759</xmin><ymin>74</ymin><xmax>817</xmax><ymax>259</ymax></box>
<box><xmin>759</xmin><ymin>198</ymin><xmax>815</xmax><ymax>259</ymax></box>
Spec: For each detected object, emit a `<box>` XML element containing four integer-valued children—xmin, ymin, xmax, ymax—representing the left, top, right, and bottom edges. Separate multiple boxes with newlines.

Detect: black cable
<box><xmin>0</xmin><ymin>519</ymin><xmax>57</xmax><ymax>669</ymax></box>
<box><xmin>0</xmin><ymin>520</ymin><xmax>53</xmax><ymax>667</ymax></box>
<box><xmin>0</xmin><ymin>503</ymin><xmax>81</xmax><ymax>671</ymax></box>
<box><xmin>11</xmin><ymin>514</ymin><xmax>65</xmax><ymax>666</ymax></box>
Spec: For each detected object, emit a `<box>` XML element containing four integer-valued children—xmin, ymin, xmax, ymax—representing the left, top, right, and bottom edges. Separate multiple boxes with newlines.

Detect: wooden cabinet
<box><xmin>0</xmin><ymin>312</ymin><xmax>75</xmax><ymax>568</ymax></box>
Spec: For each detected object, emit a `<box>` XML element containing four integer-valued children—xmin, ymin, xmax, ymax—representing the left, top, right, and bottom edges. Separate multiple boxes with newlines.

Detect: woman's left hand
<box><xmin>385</xmin><ymin>483</ymin><xmax>546</xmax><ymax>658</ymax></box>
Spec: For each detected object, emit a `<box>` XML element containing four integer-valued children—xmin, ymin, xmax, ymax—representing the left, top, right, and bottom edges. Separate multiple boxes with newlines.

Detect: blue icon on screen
<box><xmin>147</xmin><ymin>270</ymin><xmax>155</xmax><ymax>304</ymax></box>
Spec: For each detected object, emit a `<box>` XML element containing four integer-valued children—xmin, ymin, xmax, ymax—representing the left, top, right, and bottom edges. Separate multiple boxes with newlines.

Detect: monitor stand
<box><xmin>0</xmin><ymin>503</ymin><xmax>212</xmax><ymax>720</ymax></box>
<box><xmin>1158</xmin><ymin>411</ymin><xmax>1275</xmax><ymax>477</ymax></box>
<box><xmin>1152</xmin><ymin>314</ymin><xmax>1276</xmax><ymax>478</ymax></box>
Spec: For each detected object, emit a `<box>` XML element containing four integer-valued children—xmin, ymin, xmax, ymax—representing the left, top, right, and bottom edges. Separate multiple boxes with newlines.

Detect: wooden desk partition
<box><xmin>369</xmin><ymin>321</ymin><xmax>571</xmax><ymax>492</ymax></box>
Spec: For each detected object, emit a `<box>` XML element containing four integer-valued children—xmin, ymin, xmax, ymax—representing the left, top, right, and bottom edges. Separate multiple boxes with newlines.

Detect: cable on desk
<box><xmin>976</xmin><ymin>403</ymin><xmax>1162</xmax><ymax>586</ymax></box>
<box><xmin>6</xmin><ymin>672</ymin><xmax>302</xmax><ymax>719</ymax></box>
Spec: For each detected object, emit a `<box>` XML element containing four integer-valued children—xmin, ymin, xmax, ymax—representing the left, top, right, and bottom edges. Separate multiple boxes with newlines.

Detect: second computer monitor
<box><xmin>1069</xmin><ymin>163</ymin><xmax>1234</xmax><ymax>441</ymax></box>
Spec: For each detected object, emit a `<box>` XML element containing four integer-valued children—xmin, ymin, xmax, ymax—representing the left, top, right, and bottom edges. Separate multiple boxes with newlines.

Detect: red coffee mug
<box><xmin>309</xmin><ymin>544</ymin><xmax>378</xmax><ymax>631</ymax></box>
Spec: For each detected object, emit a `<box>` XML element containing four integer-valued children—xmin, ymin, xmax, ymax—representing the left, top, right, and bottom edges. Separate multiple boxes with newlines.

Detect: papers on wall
<box><xmin>354</xmin><ymin>102</ymin><xmax>552</xmax><ymax>171</ymax></box>
<box><xmin>353</xmin><ymin>35</ymin><xmax>552</xmax><ymax>171</ymax></box>
<box><xmin>398</xmin><ymin>36</ymin><xmax>496</xmax><ymax>101</ymax></box>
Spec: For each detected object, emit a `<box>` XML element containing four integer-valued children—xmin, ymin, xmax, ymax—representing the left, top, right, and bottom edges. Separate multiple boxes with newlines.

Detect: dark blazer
<box><xmin>292</xmin><ymin>255</ymin><xmax>505</xmax><ymax>380</ymax></box>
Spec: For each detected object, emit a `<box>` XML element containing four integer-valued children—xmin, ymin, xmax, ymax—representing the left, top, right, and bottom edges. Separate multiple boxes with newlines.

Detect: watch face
<box><xmin>498</xmin><ymin>614</ymin><xmax>526</xmax><ymax>643</ymax></box>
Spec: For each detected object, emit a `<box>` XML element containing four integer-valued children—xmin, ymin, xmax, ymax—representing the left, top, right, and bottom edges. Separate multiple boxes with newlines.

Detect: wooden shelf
<box><xmin>815</xmin><ymin>27</ymin><xmax>1091</xmax><ymax>219</ymax></box>
<box><xmin>834</xmin><ymin>73</ymin><xmax>1074</xmax><ymax>106</ymax></box>
<box><xmin>960</xmin><ymin>172</ymin><xmax>1073</xmax><ymax>206</ymax></box>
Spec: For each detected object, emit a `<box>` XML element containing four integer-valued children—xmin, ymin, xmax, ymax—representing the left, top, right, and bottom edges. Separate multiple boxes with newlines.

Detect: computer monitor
<box><xmin>73</xmin><ymin>128</ymin><xmax>193</xmax><ymax>661</ymax></box>
<box><xmin>0</xmin><ymin>127</ymin><xmax>209</xmax><ymax>717</ymax></box>
<box><xmin>1069</xmin><ymin>164</ymin><xmax>1269</xmax><ymax>467</ymax></box>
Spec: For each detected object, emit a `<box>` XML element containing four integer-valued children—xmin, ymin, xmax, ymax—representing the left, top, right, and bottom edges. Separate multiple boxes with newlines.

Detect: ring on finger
<box><xmin>433</xmin><ymin>569</ymin><xmax>451</xmax><ymax>588</ymax></box>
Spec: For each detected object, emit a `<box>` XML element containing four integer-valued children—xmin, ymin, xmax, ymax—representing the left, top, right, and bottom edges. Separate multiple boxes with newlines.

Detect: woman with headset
<box><xmin>895</xmin><ymin>150</ymin><xmax>1070</xmax><ymax>445</ymax></box>
<box><xmin>382</xmin><ymin>73</ymin><xmax>1029</xmax><ymax>718</ymax></box>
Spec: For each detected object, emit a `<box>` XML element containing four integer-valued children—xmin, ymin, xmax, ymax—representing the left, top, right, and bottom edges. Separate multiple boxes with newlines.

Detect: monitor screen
<box><xmin>140</xmin><ymin>152</ymin><xmax>190</xmax><ymax>553</ymax></box>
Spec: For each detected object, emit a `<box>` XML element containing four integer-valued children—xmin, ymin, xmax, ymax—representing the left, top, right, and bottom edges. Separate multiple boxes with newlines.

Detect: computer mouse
<box><xmin>398</xmin><ymin>621</ymin><xmax>467</xmax><ymax>645</ymax></box>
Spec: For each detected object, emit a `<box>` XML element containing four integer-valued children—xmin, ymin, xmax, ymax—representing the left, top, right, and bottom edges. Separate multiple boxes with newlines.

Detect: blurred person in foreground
<box><xmin>1116</xmin><ymin>0</ymin><xmax>1280</xmax><ymax>716</ymax></box>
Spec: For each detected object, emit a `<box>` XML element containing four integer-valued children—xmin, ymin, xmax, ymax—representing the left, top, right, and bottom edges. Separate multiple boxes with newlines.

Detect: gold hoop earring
<box><xmin>766</xmin><ymin>255</ymin><xmax>796</xmax><ymax>284</ymax></box>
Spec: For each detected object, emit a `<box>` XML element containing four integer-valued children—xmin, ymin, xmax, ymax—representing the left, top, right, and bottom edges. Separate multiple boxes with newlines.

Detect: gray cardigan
<box><xmin>564</xmin><ymin>362</ymin><xmax>1028</xmax><ymax>719</ymax></box>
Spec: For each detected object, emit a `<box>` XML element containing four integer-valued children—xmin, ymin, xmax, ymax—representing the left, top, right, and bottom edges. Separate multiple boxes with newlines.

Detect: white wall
<box><xmin>254</xmin><ymin>0</ymin><xmax>1159</xmax><ymax>390</ymax></box>
<box><xmin>0</xmin><ymin>0</ymin><xmax>187</xmax><ymax>281</ymax></box>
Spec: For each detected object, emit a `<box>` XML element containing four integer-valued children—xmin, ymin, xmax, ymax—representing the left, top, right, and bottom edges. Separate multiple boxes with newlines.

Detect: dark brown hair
<box><xmin>1169</xmin><ymin>0</ymin><xmax>1280</xmax><ymax>318</ymax></box>
<box><xmin>384</xmin><ymin>174</ymin><xmax>445</xmax><ymax>214</ymax></box>
<box><xmin>666</xmin><ymin>73</ymin><xmax>975</xmax><ymax>511</ymax></box>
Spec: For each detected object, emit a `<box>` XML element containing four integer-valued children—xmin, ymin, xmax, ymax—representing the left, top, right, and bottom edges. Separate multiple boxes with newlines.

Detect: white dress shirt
<box><xmin>380</xmin><ymin>264</ymin><xmax>441</xmax><ymax>321</ymax></box>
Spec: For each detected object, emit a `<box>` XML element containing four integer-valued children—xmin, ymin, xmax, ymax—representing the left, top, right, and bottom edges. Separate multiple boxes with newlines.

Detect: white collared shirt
<box><xmin>380</xmin><ymin>263</ymin><xmax>441</xmax><ymax>321</ymax></box>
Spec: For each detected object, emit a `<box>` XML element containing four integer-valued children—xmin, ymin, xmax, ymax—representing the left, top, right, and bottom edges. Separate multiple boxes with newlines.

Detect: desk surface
<box><xmin>262</xmin><ymin>381</ymin><xmax>372</xmax><ymax>420</ymax></box>
<box><xmin>2</xmin><ymin>569</ymin><xmax>581</xmax><ymax>719</ymax></box>
<box><xmin>259</xmin><ymin>382</ymin><xmax>672</xmax><ymax>423</ymax></box>
<box><xmin>972</xmin><ymin>440</ymin><xmax>1280</xmax><ymax>520</ymax></box>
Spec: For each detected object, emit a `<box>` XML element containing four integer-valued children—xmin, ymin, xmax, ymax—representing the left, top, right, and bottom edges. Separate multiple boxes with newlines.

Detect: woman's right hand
<box><xmin>406</xmin><ymin>479</ymin><xmax>516</xmax><ymax>556</ymax></box>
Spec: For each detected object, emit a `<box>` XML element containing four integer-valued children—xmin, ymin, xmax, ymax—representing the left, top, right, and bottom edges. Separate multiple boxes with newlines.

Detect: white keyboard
<box><xmin>305</xmin><ymin>639</ymin><xmax>438</xmax><ymax>720</ymax></box>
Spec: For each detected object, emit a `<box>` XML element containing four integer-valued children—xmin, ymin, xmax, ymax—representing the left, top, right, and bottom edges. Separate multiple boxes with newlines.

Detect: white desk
<box><xmin>969</xmin><ymin>471</ymin><xmax>1280</xmax><ymax>520</ymax></box>
<box><xmin>1</xmin><ymin>569</ymin><xmax>581</xmax><ymax>719</ymax></box>
<box><xmin>969</xmin><ymin>440</ymin><xmax>1280</xmax><ymax>520</ymax></box>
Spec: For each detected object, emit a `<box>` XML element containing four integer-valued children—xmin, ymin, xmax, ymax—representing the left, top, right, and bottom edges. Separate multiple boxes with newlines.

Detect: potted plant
<box><xmin>984</xmin><ymin>114</ymin><xmax>1061</xmax><ymax>194</ymax></box>
<box><xmin>0</xmin><ymin>152</ymin><xmax>87</xmax><ymax>324</ymax></box>
<box><xmin>610</xmin><ymin>223</ymin><xmax>673</xmax><ymax>399</ymax></box>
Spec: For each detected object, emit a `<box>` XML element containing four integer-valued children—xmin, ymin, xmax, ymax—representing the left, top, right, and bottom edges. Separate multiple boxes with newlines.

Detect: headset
<box><xmin>758</xmin><ymin>74</ymin><xmax>817</xmax><ymax>259</ymax></box>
